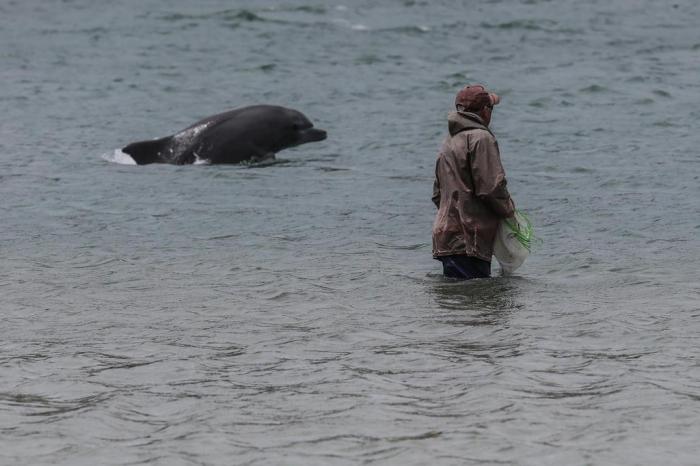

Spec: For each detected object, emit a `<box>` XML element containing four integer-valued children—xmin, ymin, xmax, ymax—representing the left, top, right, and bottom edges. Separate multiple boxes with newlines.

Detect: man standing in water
<box><xmin>432</xmin><ymin>84</ymin><xmax>515</xmax><ymax>279</ymax></box>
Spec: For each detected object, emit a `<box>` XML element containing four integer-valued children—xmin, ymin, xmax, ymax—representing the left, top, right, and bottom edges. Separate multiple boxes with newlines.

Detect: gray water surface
<box><xmin>1</xmin><ymin>1</ymin><xmax>700</xmax><ymax>465</ymax></box>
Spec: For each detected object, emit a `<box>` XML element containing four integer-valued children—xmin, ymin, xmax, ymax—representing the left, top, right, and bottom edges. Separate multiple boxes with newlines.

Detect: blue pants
<box><xmin>438</xmin><ymin>255</ymin><xmax>491</xmax><ymax>280</ymax></box>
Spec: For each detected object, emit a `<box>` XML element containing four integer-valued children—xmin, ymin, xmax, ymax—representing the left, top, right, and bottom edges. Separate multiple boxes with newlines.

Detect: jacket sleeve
<box><xmin>470</xmin><ymin>134</ymin><xmax>515</xmax><ymax>218</ymax></box>
<box><xmin>431</xmin><ymin>160</ymin><xmax>441</xmax><ymax>209</ymax></box>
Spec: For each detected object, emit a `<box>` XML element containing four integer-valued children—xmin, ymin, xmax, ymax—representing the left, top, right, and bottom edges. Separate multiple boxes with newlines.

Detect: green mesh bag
<box><xmin>503</xmin><ymin>210</ymin><xmax>535</xmax><ymax>252</ymax></box>
<box><xmin>493</xmin><ymin>210</ymin><xmax>536</xmax><ymax>274</ymax></box>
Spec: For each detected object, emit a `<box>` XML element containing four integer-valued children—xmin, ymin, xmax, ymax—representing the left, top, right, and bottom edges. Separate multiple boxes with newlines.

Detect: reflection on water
<box><xmin>429</xmin><ymin>275</ymin><xmax>523</xmax><ymax>316</ymax></box>
<box><xmin>425</xmin><ymin>276</ymin><xmax>527</xmax><ymax>363</ymax></box>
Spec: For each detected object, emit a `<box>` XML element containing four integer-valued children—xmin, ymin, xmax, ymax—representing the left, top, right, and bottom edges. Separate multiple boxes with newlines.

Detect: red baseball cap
<box><xmin>455</xmin><ymin>84</ymin><xmax>500</xmax><ymax>111</ymax></box>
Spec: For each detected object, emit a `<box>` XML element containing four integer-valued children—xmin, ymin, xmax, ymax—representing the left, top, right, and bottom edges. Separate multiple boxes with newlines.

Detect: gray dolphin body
<box><xmin>122</xmin><ymin>105</ymin><xmax>327</xmax><ymax>165</ymax></box>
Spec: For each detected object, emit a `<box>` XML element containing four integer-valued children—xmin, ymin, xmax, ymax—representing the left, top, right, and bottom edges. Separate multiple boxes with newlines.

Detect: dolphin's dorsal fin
<box><xmin>122</xmin><ymin>137</ymin><xmax>171</xmax><ymax>165</ymax></box>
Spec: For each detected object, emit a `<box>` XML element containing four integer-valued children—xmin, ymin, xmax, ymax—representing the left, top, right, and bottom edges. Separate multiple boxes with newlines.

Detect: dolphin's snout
<box><xmin>301</xmin><ymin>127</ymin><xmax>327</xmax><ymax>143</ymax></box>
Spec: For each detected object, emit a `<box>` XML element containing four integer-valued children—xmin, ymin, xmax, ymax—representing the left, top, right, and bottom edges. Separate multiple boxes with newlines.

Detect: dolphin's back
<box><xmin>181</xmin><ymin>106</ymin><xmax>289</xmax><ymax>164</ymax></box>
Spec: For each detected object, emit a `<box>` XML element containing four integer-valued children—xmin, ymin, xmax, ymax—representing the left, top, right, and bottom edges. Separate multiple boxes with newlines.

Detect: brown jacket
<box><xmin>432</xmin><ymin>111</ymin><xmax>515</xmax><ymax>261</ymax></box>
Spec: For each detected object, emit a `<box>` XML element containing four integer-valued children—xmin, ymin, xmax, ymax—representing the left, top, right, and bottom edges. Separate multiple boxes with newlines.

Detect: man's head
<box><xmin>455</xmin><ymin>84</ymin><xmax>500</xmax><ymax>126</ymax></box>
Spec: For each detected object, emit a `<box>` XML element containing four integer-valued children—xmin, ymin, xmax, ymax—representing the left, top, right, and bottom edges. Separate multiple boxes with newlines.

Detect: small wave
<box><xmin>579</xmin><ymin>84</ymin><xmax>609</xmax><ymax>93</ymax></box>
<box><xmin>380</xmin><ymin>25</ymin><xmax>431</xmax><ymax>34</ymax></box>
<box><xmin>356</xmin><ymin>54</ymin><xmax>383</xmax><ymax>65</ymax></box>
<box><xmin>481</xmin><ymin>19</ymin><xmax>553</xmax><ymax>31</ymax></box>
<box><xmin>87</xmin><ymin>359</ymin><xmax>163</xmax><ymax>375</ymax></box>
<box><xmin>221</xmin><ymin>9</ymin><xmax>265</xmax><ymax>22</ymax></box>
<box><xmin>652</xmin><ymin>89</ymin><xmax>671</xmax><ymax>98</ymax></box>
<box><xmin>193</xmin><ymin>233</ymin><xmax>239</xmax><ymax>241</ymax></box>
<box><xmin>341</xmin><ymin>24</ymin><xmax>430</xmax><ymax>34</ymax></box>
<box><xmin>161</xmin><ymin>12</ymin><xmax>199</xmax><ymax>21</ymax></box>
<box><xmin>263</xmin><ymin>5</ymin><xmax>328</xmax><ymax>15</ymax></box>
<box><xmin>528</xmin><ymin>98</ymin><xmax>551</xmax><ymax>108</ymax></box>
<box><xmin>0</xmin><ymin>392</ymin><xmax>52</xmax><ymax>405</ymax></box>
<box><xmin>519</xmin><ymin>386</ymin><xmax>622</xmax><ymax>399</ymax></box>
<box><xmin>102</xmin><ymin>149</ymin><xmax>136</xmax><ymax>165</ymax></box>
<box><xmin>652</xmin><ymin>120</ymin><xmax>677</xmax><ymax>128</ymax></box>
<box><xmin>293</xmin><ymin>6</ymin><xmax>327</xmax><ymax>14</ymax></box>
<box><xmin>7</xmin><ymin>392</ymin><xmax>113</xmax><ymax>417</ymax></box>
<box><xmin>161</xmin><ymin>9</ymin><xmax>269</xmax><ymax>24</ymax></box>
<box><xmin>72</xmin><ymin>258</ymin><xmax>124</xmax><ymax>269</ymax></box>
<box><xmin>375</xmin><ymin>242</ymin><xmax>428</xmax><ymax>251</ymax></box>
<box><xmin>481</xmin><ymin>19</ymin><xmax>579</xmax><ymax>34</ymax></box>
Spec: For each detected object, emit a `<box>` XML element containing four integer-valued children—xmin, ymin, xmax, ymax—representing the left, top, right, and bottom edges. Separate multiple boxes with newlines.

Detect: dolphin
<box><xmin>121</xmin><ymin>105</ymin><xmax>327</xmax><ymax>165</ymax></box>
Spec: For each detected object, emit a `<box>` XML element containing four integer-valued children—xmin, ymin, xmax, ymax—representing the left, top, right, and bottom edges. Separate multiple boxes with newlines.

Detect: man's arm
<box><xmin>431</xmin><ymin>161</ymin><xmax>441</xmax><ymax>208</ymax></box>
<box><xmin>470</xmin><ymin>134</ymin><xmax>515</xmax><ymax>218</ymax></box>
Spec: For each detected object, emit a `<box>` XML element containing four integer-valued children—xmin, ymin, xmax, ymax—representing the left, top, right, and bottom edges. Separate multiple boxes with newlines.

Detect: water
<box><xmin>2</xmin><ymin>0</ymin><xmax>699</xmax><ymax>464</ymax></box>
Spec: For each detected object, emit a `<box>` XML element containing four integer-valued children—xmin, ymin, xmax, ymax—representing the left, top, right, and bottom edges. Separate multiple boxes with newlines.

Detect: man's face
<box><xmin>479</xmin><ymin>105</ymin><xmax>493</xmax><ymax>126</ymax></box>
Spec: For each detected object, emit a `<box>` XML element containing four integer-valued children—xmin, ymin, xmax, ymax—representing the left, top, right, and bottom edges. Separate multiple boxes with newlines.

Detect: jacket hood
<box><xmin>447</xmin><ymin>111</ymin><xmax>490</xmax><ymax>137</ymax></box>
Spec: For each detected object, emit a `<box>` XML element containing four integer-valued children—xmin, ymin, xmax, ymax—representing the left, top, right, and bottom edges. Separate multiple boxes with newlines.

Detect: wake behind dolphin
<box><xmin>118</xmin><ymin>105</ymin><xmax>327</xmax><ymax>165</ymax></box>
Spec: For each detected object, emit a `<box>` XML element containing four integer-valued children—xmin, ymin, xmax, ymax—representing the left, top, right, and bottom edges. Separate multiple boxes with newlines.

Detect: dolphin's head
<box><xmin>283</xmin><ymin>109</ymin><xmax>327</xmax><ymax>148</ymax></box>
